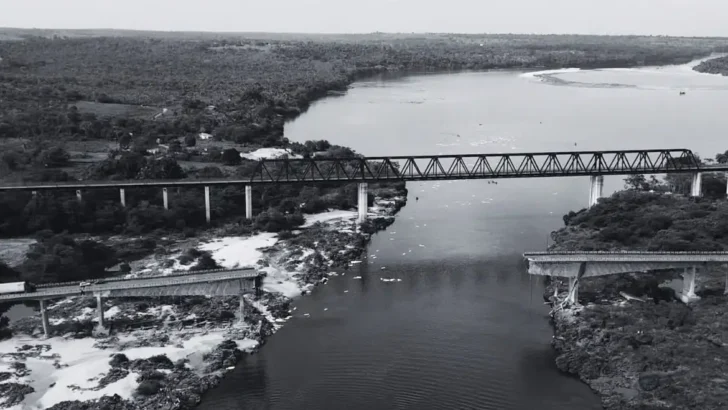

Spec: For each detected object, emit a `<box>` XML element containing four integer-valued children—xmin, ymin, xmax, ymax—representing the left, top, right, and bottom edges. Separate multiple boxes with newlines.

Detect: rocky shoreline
<box><xmin>0</xmin><ymin>189</ymin><xmax>406</xmax><ymax>410</ymax></box>
<box><xmin>544</xmin><ymin>207</ymin><xmax>728</xmax><ymax>408</ymax></box>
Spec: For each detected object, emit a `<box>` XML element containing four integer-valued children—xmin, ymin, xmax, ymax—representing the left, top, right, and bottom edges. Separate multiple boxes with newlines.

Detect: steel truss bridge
<box><xmin>0</xmin><ymin>149</ymin><xmax>721</xmax><ymax>192</ymax></box>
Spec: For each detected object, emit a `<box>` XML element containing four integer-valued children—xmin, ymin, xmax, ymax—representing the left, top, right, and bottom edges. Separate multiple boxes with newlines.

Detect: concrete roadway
<box><xmin>0</xmin><ymin>268</ymin><xmax>259</xmax><ymax>302</ymax></box>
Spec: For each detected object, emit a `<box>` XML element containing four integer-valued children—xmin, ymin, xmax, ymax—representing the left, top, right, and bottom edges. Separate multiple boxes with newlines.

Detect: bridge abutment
<box><xmin>588</xmin><ymin>175</ymin><xmax>604</xmax><ymax>208</ymax></box>
<box><xmin>205</xmin><ymin>186</ymin><xmax>211</xmax><ymax>223</ymax></box>
<box><xmin>39</xmin><ymin>300</ymin><xmax>50</xmax><ymax>338</ymax></box>
<box><xmin>245</xmin><ymin>185</ymin><xmax>252</xmax><ymax>220</ymax></box>
<box><xmin>691</xmin><ymin>173</ymin><xmax>702</xmax><ymax>197</ymax></box>
<box><xmin>681</xmin><ymin>266</ymin><xmax>700</xmax><ymax>303</ymax></box>
<box><xmin>120</xmin><ymin>188</ymin><xmax>126</xmax><ymax>207</ymax></box>
<box><xmin>357</xmin><ymin>183</ymin><xmax>368</xmax><ymax>223</ymax></box>
<box><xmin>162</xmin><ymin>188</ymin><xmax>169</xmax><ymax>210</ymax></box>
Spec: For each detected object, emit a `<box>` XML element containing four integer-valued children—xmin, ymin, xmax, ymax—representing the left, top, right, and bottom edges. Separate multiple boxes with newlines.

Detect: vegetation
<box><xmin>550</xmin><ymin>162</ymin><xmax>728</xmax><ymax>410</ymax></box>
<box><xmin>693</xmin><ymin>55</ymin><xmax>728</xmax><ymax>76</ymax></box>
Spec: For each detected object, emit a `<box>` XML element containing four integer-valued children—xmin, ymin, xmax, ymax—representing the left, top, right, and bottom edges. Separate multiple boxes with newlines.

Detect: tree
<box><xmin>624</xmin><ymin>174</ymin><xmax>649</xmax><ymax>191</ymax></box>
<box><xmin>119</xmin><ymin>134</ymin><xmax>132</xmax><ymax>150</ymax></box>
<box><xmin>184</xmin><ymin>135</ymin><xmax>197</xmax><ymax>147</ymax></box>
<box><xmin>38</xmin><ymin>147</ymin><xmax>70</xmax><ymax>168</ymax></box>
<box><xmin>222</xmin><ymin>148</ymin><xmax>241</xmax><ymax>166</ymax></box>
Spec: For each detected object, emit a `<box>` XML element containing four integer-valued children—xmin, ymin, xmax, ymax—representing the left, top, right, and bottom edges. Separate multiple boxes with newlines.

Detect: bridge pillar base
<box><xmin>204</xmin><ymin>186</ymin><xmax>211</xmax><ymax>224</ymax></box>
<box><xmin>40</xmin><ymin>300</ymin><xmax>50</xmax><ymax>339</ymax></box>
<box><xmin>120</xmin><ymin>188</ymin><xmax>126</xmax><ymax>207</ymax></box>
<box><xmin>162</xmin><ymin>188</ymin><xmax>169</xmax><ymax>210</ymax></box>
<box><xmin>680</xmin><ymin>267</ymin><xmax>701</xmax><ymax>303</ymax></box>
<box><xmin>245</xmin><ymin>185</ymin><xmax>253</xmax><ymax>220</ymax></box>
<box><xmin>588</xmin><ymin>175</ymin><xmax>603</xmax><ymax>208</ymax></box>
<box><xmin>691</xmin><ymin>173</ymin><xmax>702</xmax><ymax>197</ymax></box>
<box><xmin>566</xmin><ymin>277</ymin><xmax>579</xmax><ymax>305</ymax></box>
<box><xmin>357</xmin><ymin>183</ymin><xmax>368</xmax><ymax>223</ymax></box>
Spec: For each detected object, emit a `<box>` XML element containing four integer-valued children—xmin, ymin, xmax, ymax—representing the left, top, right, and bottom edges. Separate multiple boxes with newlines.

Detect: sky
<box><xmin>0</xmin><ymin>0</ymin><xmax>726</xmax><ymax>37</ymax></box>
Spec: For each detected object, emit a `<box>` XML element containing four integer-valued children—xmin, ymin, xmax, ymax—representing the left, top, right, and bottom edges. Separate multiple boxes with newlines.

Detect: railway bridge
<box><xmin>0</xmin><ymin>149</ymin><xmax>723</xmax><ymax>224</ymax></box>
<box><xmin>0</xmin><ymin>268</ymin><xmax>262</xmax><ymax>338</ymax></box>
<box><xmin>524</xmin><ymin>251</ymin><xmax>728</xmax><ymax>305</ymax></box>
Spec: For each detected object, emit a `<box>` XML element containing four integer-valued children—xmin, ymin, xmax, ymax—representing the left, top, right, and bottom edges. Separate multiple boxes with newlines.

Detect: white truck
<box><xmin>0</xmin><ymin>282</ymin><xmax>36</xmax><ymax>295</ymax></box>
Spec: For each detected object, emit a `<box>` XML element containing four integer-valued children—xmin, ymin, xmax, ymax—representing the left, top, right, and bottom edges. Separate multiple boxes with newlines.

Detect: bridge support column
<box><xmin>39</xmin><ymin>300</ymin><xmax>50</xmax><ymax>338</ymax></box>
<box><xmin>691</xmin><ymin>172</ymin><xmax>702</xmax><ymax>197</ymax></box>
<box><xmin>119</xmin><ymin>188</ymin><xmax>126</xmax><ymax>207</ymax></box>
<box><xmin>76</xmin><ymin>190</ymin><xmax>82</xmax><ymax>202</ymax></box>
<box><xmin>96</xmin><ymin>294</ymin><xmax>105</xmax><ymax>328</ymax></box>
<box><xmin>162</xmin><ymin>188</ymin><xmax>169</xmax><ymax>210</ymax></box>
<box><xmin>681</xmin><ymin>266</ymin><xmax>700</xmax><ymax>303</ymax></box>
<box><xmin>357</xmin><ymin>183</ymin><xmax>368</xmax><ymax>223</ymax></box>
<box><xmin>254</xmin><ymin>275</ymin><xmax>263</xmax><ymax>299</ymax></box>
<box><xmin>204</xmin><ymin>186</ymin><xmax>211</xmax><ymax>224</ymax></box>
<box><xmin>566</xmin><ymin>276</ymin><xmax>579</xmax><ymax>306</ymax></box>
<box><xmin>245</xmin><ymin>185</ymin><xmax>252</xmax><ymax>220</ymax></box>
<box><xmin>588</xmin><ymin>175</ymin><xmax>603</xmax><ymax>208</ymax></box>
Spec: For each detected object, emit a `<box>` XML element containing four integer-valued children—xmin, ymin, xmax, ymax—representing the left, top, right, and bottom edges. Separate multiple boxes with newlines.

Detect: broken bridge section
<box><xmin>523</xmin><ymin>251</ymin><xmax>728</xmax><ymax>305</ymax></box>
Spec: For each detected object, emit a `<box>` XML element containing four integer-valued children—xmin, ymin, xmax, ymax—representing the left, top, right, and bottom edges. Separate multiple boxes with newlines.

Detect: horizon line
<box><xmin>1</xmin><ymin>26</ymin><xmax>727</xmax><ymax>40</ymax></box>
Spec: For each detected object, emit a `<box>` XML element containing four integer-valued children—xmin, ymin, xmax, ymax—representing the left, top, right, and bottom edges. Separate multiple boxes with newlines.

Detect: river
<box><xmin>197</xmin><ymin>61</ymin><xmax>728</xmax><ymax>409</ymax></box>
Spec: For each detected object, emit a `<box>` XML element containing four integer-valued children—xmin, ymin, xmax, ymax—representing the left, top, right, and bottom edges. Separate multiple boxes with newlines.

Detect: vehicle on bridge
<box><xmin>0</xmin><ymin>281</ymin><xmax>37</xmax><ymax>294</ymax></box>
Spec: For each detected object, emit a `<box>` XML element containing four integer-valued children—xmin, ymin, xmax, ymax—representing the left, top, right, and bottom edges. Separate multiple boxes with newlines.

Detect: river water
<box><xmin>204</xmin><ymin>61</ymin><xmax>728</xmax><ymax>409</ymax></box>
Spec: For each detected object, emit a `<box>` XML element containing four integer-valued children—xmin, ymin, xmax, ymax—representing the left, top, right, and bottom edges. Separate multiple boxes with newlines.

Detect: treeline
<box><xmin>557</xmin><ymin>154</ymin><xmax>728</xmax><ymax>251</ymax></box>
<box><xmin>0</xmin><ymin>35</ymin><xmax>726</xmax><ymax>152</ymax></box>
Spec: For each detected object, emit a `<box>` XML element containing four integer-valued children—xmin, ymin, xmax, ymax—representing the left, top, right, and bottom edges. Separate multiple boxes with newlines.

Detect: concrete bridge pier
<box><xmin>691</xmin><ymin>173</ymin><xmax>702</xmax><ymax>197</ymax></box>
<box><xmin>96</xmin><ymin>294</ymin><xmax>105</xmax><ymax>328</ymax></box>
<box><xmin>204</xmin><ymin>186</ymin><xmax>211</xmax><ymax>223</ymax></box>
<box><xmin>120</xmin><ymin>188</ymin><xmax>126</xmax><ymax>207</ymax></box>
<box><xmin>162</xmin><ymin>188</ymin><xmax>169</xmax><ymax>210</ymax></box>
<box><xmin>39</xmin><ymin>300</ymin><xmax>50</xmax><ymax>338</ymax></box>
<box><xmin>245</xmin><ymin>185</ymin><xmax>252</xmax><ymax>220</ymax></box>
<box><xmin>76</xmin><ymin>190</ymin><xmax>82</xmax><ymax>202</ymax></box>
<box><xmin>254</xmin><ymin>275</ymin><xmax>263</xmax><ymax>299</ymax></box>
<box><xmin>681</xmin><ymin>266</ymin><xmax>700</xmax><ymax>303</ymax></box>
<box><xmin>588</xmin><ymin>175</ymin><xmax>604</xmax><ymax>208</ymax></box>
<box><xmin>357</xmin><ymin>183</ymin><xmax>368</xmax><ymax>223</ymax></box>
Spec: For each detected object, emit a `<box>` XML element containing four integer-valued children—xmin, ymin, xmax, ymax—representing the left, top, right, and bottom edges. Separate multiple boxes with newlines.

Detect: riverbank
<box><xmin>545</xmin><ymin>191</ymin><xmax>728</xmax><ymax>410</ymax></box>
<box><xmin>0</xmin><ymin>190</ymin><xmax>406</xmax><ymax>409</ymax></box>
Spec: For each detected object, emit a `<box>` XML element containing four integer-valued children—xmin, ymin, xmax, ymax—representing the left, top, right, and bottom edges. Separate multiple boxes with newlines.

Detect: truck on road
<box><xmin>0</xmin><ymin>282</ymin><xmax>37</xmax><ymax>294</ymax></box>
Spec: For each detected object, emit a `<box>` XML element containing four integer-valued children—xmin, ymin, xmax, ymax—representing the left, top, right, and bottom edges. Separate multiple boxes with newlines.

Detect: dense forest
<box><xmin>1</xmin><ymin>32</ymin><xmax>728</xmax><ymax>291</ymax></box>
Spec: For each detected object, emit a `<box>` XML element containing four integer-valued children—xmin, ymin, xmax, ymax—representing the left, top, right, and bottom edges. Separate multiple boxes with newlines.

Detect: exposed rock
<box><xmin>0</xmin><ymin>383</ymin><xmax>34</xmax><ymax>407</ymax></box>
<box><xmin>96</xmin><ymin>368</ymin><xmax>129</xmax><ymax>390</ymax></box>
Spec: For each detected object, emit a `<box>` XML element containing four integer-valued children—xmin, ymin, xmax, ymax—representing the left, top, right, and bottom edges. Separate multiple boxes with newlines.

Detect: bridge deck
<box><xmin>523</xmin><ymin>252</ymin><xmax>728</xmax><ymax>277</ymax></box>
<box><xmin>0</xmin><ymin>149</ymin><xmax>723</xmax><ymax>192</ymax></box>
<box><xmin>0</xmin><ymin>268</ymin><xmax>259</xmax><ymax>302</ymax></box>
<box><xmin>524</xmin><ymin>251</ymin><xmax>728</xmax><ymax>263</ymax></box>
